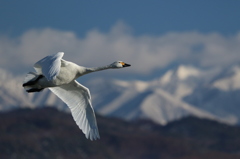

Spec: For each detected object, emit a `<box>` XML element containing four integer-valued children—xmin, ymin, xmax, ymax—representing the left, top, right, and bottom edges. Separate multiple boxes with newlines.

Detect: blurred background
<box><xmin>1</xmin><ymin>1</ymin><xmax>240</xmax><ymax>159</ymax></box>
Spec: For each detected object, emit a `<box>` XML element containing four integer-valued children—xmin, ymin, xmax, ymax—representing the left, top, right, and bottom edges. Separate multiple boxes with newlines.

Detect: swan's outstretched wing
<box><xmin>34</xmin><ymin>52</ymin><xmax>64</xmax><ymax>81</ymax></box>
<box><xmin>49</xmin><ymin>80</ymin><xmax>100</xmax><ymax>140</ymax></box>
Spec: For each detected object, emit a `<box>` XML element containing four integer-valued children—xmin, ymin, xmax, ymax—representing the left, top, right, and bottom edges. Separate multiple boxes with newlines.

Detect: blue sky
<box><xmin>1</xmin><ymin>1</ymin><xmax>240</xmax><ymax>36</ymax></box>
<box><xmin>1</xmin><ymin>1</ymin><xmax>240</xmax><ymax>80</ymax></box>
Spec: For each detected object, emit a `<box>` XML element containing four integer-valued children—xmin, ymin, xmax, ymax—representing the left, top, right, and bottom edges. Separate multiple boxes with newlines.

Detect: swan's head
<box><xmin>110</xmin><ymin>61</ymin><xmax>131</xmax><ymax>69</ymax></box>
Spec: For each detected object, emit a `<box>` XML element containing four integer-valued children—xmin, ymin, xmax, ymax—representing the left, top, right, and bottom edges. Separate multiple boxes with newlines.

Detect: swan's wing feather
<box><xmin>49</xmin><ymin>80</ymin><xmax>100</xmax><ymax>140</ymax></box>
<box><xmin>34</xmin><ymin>52</ymin><xmax>64</xmax><ymax>81</ymax></box>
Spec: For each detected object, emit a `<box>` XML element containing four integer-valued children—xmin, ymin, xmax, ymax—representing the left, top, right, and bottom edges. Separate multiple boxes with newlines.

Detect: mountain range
<box><xmin>0</xmin><ymin>64</ymin><xmax>240</xmax><ymax>125</ymax></box>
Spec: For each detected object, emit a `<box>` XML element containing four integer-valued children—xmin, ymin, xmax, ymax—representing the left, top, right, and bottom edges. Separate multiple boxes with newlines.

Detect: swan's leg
<box><xmin>22</xmin><ymin>75</ymin><xmax>44</xmax><ymax>87</ymax></box>
<box><xmin>26</xmin><ymin>88</ymin><xmax>44</xmax><ymax>93</ymax></box>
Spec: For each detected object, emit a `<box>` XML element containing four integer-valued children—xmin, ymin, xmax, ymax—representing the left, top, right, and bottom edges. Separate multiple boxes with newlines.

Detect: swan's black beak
<box><xmin>123</xmin><ymin>63</ymin><xmax>131</xmax><ymax>67</ymax></box>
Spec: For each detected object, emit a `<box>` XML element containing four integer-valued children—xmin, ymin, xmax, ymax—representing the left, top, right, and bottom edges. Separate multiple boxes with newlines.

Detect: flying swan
<box><xmin>22</xmin><ymin>52</ymin><xmax>131</xmax><ymax>140</ymax></box>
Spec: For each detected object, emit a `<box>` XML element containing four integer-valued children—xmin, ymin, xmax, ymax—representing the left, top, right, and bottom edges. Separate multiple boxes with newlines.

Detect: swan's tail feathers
<box><xmin>22</xmin><ymin>72</ymin><xmax>44</xmax><ymax>93</ymax></box>
<box><xmin>23</xmin><ymin>72</ymin><xmax>38</xmax><ymax>85</ymax></box>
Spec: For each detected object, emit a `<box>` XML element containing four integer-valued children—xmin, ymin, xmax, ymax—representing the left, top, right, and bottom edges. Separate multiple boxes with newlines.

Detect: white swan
<box><xmin>22</xmin><ymin>52</ymin><xmax>131</xmax><ymax>140</ymax></box>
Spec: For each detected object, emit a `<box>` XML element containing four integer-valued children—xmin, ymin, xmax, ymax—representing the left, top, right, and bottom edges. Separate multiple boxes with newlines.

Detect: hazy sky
<box><xmin>1</xmin><ymin>1</ymin><xmax>240</xmax><ymax>80</ymax></box>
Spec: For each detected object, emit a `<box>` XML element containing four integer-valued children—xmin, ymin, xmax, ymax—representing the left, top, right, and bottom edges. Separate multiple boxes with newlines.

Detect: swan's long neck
<box><xmin>86</xmin><ymin>65</ymin><xmax>112</xmax><ymax>73</ymax></box>
<box><xmin>77</xmin><ymin>65</ymin><xmax>112</xmax><ymax>77</ymax></box>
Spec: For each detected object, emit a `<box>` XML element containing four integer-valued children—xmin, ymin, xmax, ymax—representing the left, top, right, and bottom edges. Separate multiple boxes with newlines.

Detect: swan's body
<box><xmin>23</xmin><ymin>52</ymin><xmax>130</xmax><ymax>140</ymax></box>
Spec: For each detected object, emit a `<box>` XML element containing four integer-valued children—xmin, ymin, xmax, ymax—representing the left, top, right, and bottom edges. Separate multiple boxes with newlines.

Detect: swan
<box><xmin>22</xmin><ymin>52</ymin><xmax>131</xmax><ymax>140</ymax></box>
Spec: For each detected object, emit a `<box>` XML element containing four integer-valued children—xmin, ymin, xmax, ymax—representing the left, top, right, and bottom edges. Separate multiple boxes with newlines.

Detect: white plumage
<box><xmin>23</xmin><ymin>52</ymin><xmax>131</xmax><ymax>140</ymax></box>
<box><xmin>34</xmin><ymin>52</ymin><xmax>64</xmax><ymax>81</ymax></box>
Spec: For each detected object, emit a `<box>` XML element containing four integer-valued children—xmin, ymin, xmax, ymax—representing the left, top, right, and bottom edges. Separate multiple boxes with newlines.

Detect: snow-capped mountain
<box><xmin>158</xmin><ymin>65</ymin><xmax>221</xmax><ymax>99</ymax></box>
<box><xmin>86</xmin><ymin>77</ymin><xmax>236</xmax><ymax>125</ymax></box>
<box><xmin>184</xmin><ymin>64</ymin><xmax>240</xmax><ymax>122</ymax></box>
<box><xmin>0</xmin><ymin>64</ymin><xmax>240</xmax><ymax>126</ymax></box>
<box><xmin>159</xmin><ymin>64</ymin><xmax>240</xmax><ymax>123</ymax></box>
<box><xmin>158</xmin><ymin>65</ymin><xmax>203</xmax><ymax>99</ymax></box>
<box><xmin>212</xmin><ymin>65</ymin><xmax>240</xmax><ymax>91</ymax></box>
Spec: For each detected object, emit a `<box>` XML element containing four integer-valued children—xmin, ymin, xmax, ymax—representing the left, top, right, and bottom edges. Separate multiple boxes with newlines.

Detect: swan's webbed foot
<box><xmin>22</xmin><ymin>75</ymin><xmax>44</xmax><ymax>87</ymax></box>
<box><xmin>26</xmin><ymin>88</ymin><xmax>44</xmax><ymax>93</ymax></box>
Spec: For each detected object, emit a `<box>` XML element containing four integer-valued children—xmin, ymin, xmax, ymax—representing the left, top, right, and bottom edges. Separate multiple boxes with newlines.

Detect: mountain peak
<box><xmin>160</xmin><ymin>70</ymin><xmax>174</xmax><ymax>85</ymax></box>
<box><xmin>176</xmin><ymin>65</ymin><xmax>201</xmax><ymax>80</ymax></box>
<box><xmin>160</xmin><ymin>65</ymin><xmax>201</xmax><ymax>85</ymax></box>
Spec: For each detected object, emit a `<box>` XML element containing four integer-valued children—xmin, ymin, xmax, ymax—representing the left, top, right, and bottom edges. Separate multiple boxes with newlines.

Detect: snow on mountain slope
<box><xmin>176</xmin><ymin>65</ymin><xmax>201</xmax><ymax>80</ymax></box>
<box><xmin>184</xmin><ymin>64</ymin><xmax>240</xmax><ymax>122</ymax></box>
<box><xmin>97</xmin><ymin>85</ymin><xmax>151</xmax><ymax>120</ymax></box>
<box><xmin>160</xmin><ymin>65</ymin><xmax>201</xmax><ymax>85</ymax></box>
<box><xmin>141</xmin><ymin>88</ymin><xmax>237</xmax><ymax>125</ymax></box>
<box><xmin>159</xmin><ymin>65</ymin><xmax>203</xmax><ymax>99</ymax></box>
<box><xmin>212</xmin><ymin>65</ymin><xmax>240</xmax><ymax>91</ymax></box>
<box><xmin>87</xmin><ymin>78</ymin><xmax>236</xmax><ymax>125</ymax></box>
<box><xmin>158</xmin><ymin>65</ymin><xmax>222</xmax><ymax>99</ymax></box>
